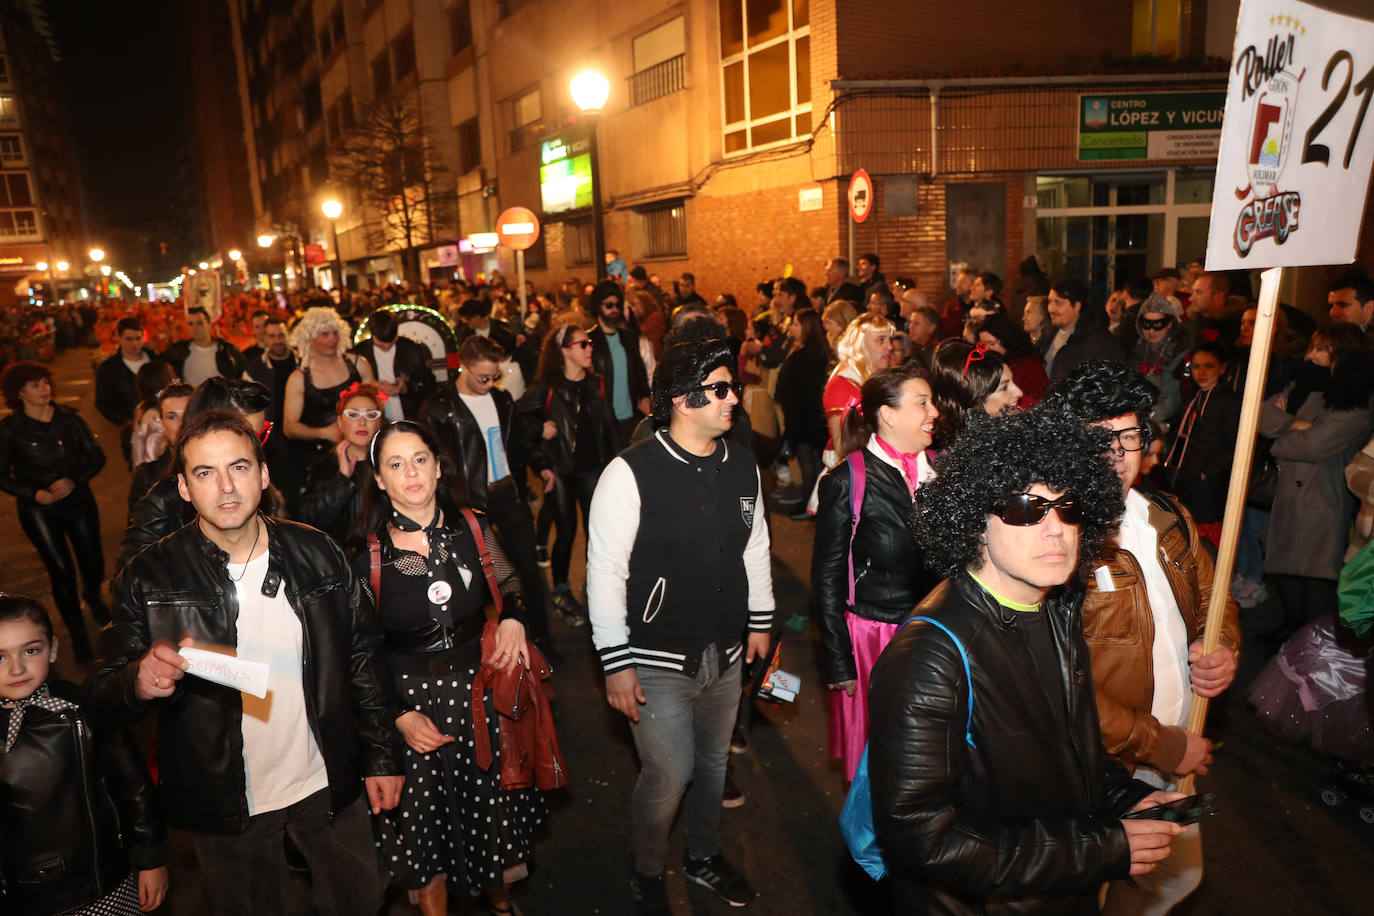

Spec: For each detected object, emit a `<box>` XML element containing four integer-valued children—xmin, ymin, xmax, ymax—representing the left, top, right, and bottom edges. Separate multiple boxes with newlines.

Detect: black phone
<box><xmin>1121</xmin><ymin>792</ymin><xmax>1217</xmax><ymax>825</ymax></box>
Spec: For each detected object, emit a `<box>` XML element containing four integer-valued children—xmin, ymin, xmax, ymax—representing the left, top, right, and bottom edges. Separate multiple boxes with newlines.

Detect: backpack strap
<box><xmin>903</xmin><ymin>615</ymin><xmax>976</xmax><ymax>748</ymax></box>
<box><xmin>846</xmin><ymin>449</ymin><xmax>867</xmax><ymax>607</ymax></box>
<box><xmin>545</xmin><ymin>386</ymin><xmax>553</xmax><ymax>415</ymax></box>
<box><xmin>367</xmin><ymin>533</ymin><xmax>381</xmax><ymax>610</ymax></box>
<box><xmin>458</xmin><ymin>507</ymin><xmax>503</xmax><ymax>616</ymax></box>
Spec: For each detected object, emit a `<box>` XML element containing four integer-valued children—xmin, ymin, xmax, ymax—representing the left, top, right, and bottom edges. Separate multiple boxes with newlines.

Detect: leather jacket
<box><xmin>589</xmin><ymin>325</ymin><xmax>651</xmax><ymax>409</ymax></box>
<box><xmin>813</xmin><ymin>451</ymin><xmax>941</xmax><ymax>685</ymax></box>
<box><xmin>160</xmin><ymin>337</ymin><xmax>246</xmax><ymax>381</ymax></box>
<box><xmin>0</xmin><ymin>406</ymin><xmax>106</xmax><ymax>503</ymax></box>
<box><xmin>299</xmin><ymin>452</ymin><xmax>370</xmax><ymax>544</ymax></box>
<box><xmin>354</xmin><ymin>337</ymin><xmax>438</xmax><ymax>420</ymax></box>
<box><xmin>94</xmin><ymin>348</ymin><xmax>161</xmax><ymax>426</ymax></box>
<box><xmin>515</xmin><ymin>375</ymin><xmax>618</xmax><ymax>477</ymax></box>
<box><xmin>87</xmin><ymin>517</ymin><xmax>405</xmax><ymax>835</ymax></box>
<box><xmin>119</xmin><ymin>475</ymin><xmax>285</xmax><ymax>574</ymax></box>
<box><xmin>418</xmin><ymin>383</ymin><xmax>544</xmax><ymax>509</ymax></box>
<box><xmin>0</xmin><ymin>679</ymin><xmax>167</xmax><ymax>913</ymax></box>
<box><xmin>1082</xmin><ymin>486</ymin><xmax>1240</xmax><ymax>777</ymax></box>
<box><xmin>868</xmin><ymin>572</ymin><xmax>1152</xmax><ymax>914</ymax></box>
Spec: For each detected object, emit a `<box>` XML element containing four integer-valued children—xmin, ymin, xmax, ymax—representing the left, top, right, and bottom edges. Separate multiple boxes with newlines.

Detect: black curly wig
<box><xmin>914</xmin><ymin>402</ymin><xmax>1123</xmax><ymax>579</ymax></box>
<box><xmin>1043</xmin><ymin>359</ymin><xmax>1157</xmax><ymax>426</ymax></box>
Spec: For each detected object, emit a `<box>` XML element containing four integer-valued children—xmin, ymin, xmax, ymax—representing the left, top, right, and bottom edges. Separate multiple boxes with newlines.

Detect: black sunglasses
<box><xmin>995</xmin><ymin>492</ymin><xmax>1083</xmax><ymax>526</ymax></box>
<box><xmin>696</xmin><ymin>381</ymin><xmax>744</xmax><ymax>400</ymax></box>
<box><xmin>1139</xmin><ymin>316</ymin><xmax>1174</xmax><ymax>331</ymax></box>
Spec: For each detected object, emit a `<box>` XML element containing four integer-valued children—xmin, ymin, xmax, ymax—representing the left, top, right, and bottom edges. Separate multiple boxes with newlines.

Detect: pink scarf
<box><xmin>873</xmin><ymin>435</ymin><xmax>923</xmax><ymax>497</ymax></box>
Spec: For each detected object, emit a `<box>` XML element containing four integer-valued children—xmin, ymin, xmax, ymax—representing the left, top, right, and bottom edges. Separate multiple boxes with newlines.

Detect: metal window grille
<box><xmin>629</xmin><ymin>54</ymin><xmax>685</xmax><ymax>107</ymax></box>
<box><xmin>636</xmin><ymin>202</ymin><xmax>687</xmax><ymax>259</ymax></box>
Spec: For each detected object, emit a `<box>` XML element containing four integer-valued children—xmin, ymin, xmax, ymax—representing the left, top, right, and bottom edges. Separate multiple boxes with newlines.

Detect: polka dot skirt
<box><xmin>375</xmin><ymin>664</ymin><xmax>547</xmax><ymax>894</ymax></box>
<box><xmin>59</xmin><ymin>870</ymin><xmax>141</xmax><ymax>915</ymax></box>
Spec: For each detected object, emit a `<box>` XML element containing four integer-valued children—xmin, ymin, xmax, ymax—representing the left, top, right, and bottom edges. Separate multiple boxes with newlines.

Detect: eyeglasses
<box><xmin>994</xmin><ymin>492</ymin><xmax>1083</xmax><ymax>526</ymax></box>
<box><xmin>696</xmin><ymin>381</ymin><xmax>744</xmax><ymax>400</ymax></box>
<box><xmin>1139</xmin><ymin>316</ymin><xmax>1174</xmax><ymax>331</ymax></box>
<box><xmin>1105</xmin><ymin>426</ymin><xmax>1149</xmax><ymax>452</ymax></box>
<box><xmin>563</xmin><ymin>339</ymin><xmax>593</xmax><ymax>350</ymax></box>
<box><xmin>343</xmin><ymin>408</ymin><xmax>383</xmax><ymax>421</ymax></box>
<box><xmin>962</xmin><ymin>341</ymin><xmax>988</xmax><ymax>376</ymax></box>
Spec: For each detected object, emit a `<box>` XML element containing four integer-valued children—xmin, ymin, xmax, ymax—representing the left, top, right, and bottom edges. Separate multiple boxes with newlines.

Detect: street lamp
<box><xmin>321</xmin><ymin>198</ymin><xmax>344</xmax><ymax>292</ymax></box>
<box><xmin>89</xmin><ymin>248</ymin><xmax>105</xmax><ymax>263</ymax></box>
<box><xmin>35</xmin><ymin>261</ymin><xmax>47</xmax><ymax>272</ymax></box>
<box><xmin>257</xmin><ymin>234</ymin><xmax>274</xmax><ymax>248</ymax></box>
<box><xmin>198</xmin><ymin>261</ymin><xmax>209</xmax><ymax>270</ymax></box>
<box><xmin>228</xmin><ymin>249</ymin><xmax>242</xmax><ymax>262</ymax></box>
<box><xmin>56</xmin><ymin>260</ymin><xmax>68</xmax><ymax>272</ymax></box>
<box><xmin>570</xmin><ymin>69</ymin><xmax>610</xmax><ymax>280</ymax></box>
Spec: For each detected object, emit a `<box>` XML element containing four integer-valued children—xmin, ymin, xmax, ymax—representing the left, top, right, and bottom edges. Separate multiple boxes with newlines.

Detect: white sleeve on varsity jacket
<box><xmin>744</xmin><ymin>466</ymin><xmax>776</xmax><ymax>631</ymax></box>
<box><xmin>586</xmin><ymin>456</ymin><xmax>639</xmax><ymax>674</ymax></box>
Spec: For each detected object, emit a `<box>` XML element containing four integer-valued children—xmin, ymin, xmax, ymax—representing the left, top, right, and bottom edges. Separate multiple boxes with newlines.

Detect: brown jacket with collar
<box><xmin>1081</xmin><ymin>485</ymin><xmax>1241</xmax><ymax>779</ymax></box>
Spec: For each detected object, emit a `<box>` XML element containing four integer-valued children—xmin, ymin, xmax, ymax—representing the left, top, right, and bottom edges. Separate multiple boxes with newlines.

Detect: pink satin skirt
<box><xmin>828</xmin><ymin>612</ymin><xmax>900</xmax><ymax>782</ymax></box>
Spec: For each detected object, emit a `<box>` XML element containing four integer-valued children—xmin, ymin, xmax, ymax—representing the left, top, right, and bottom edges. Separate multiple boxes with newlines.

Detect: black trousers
<box><xmin>16</xmin><ymin>486</ymin><xmax>106</xmax><ymax>640</ymax></box>
<box><xmin>1271</xmin><ymin>573</ymin><xmax>1337</xmax><ymax>633</ymax></box>
<box><xmin>545</xmin><ymin>470</ymin><xmax>599</xmax><ymax>587</ymax></box>
<box><xmin>484</xmin><ymin>480</ymin><xmax>551</xmax><ymax>643</ymax></box>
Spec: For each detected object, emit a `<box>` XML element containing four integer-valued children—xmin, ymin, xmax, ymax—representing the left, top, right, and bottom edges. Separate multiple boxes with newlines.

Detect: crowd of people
<box><xmin>0</xmin><ymin>249</ymin><xmax>1371</xmax><ymax>915</ymax></box>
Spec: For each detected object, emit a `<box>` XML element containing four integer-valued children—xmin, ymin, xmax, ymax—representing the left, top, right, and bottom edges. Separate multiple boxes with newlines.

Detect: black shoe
<box><xmin>722</xmin><ymin>770</ymin><xmax>746</xmax><ymax>808</ymax></box>
<box><xmin>684</xmin><ymin>852</ymin><xmax>755</xmax><ymax>907</ymax></box>
<box><xmin>630</xmin><ymin>868</ymin><xmax>671</xmax><ymax>916</ymax></box>
<box><xmin>536</xmin><ymin>545</ymin><xmax>551</xmax><ymax>568</ymax></box>
<box><xmin>729</xmin><ymin>724</ymin><xmax>749</xmax><ymax>755</ymax></box>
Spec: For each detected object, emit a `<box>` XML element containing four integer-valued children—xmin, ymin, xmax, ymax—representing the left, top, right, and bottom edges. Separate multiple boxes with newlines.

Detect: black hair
<box><xmin>175</xmin><ymin>409</ymin><xmax>265</xmax><ymax>476</ymax></box>
<box><xmin>458</xmin><ymin>335</ymin><xmax>506</xmax><ymax>364</ymax></box>
<box><xmin>776</xmin><ymin>276</ymin><xmax>807</xmax><ymax>303</ymax></box>
<box><xmin>977</xmin><ymin>271</ymin><xmax>1003</xmax><ymax>296</ymax></box>
<box><xmin>650</xmin><ymin>339</ymin><xmax>735</xmax><ymax>427</ymax></box>
<box><xmin>930</xmin><ymin>339</ymin><xmax>1008</xmax><ymax>447</ymax></box>
<box><xmin>1326</xmin><ymin>348</ymin><xmax>1374</xmax><ymax>411</ymax></box>
<box><xmin>185</xmin><ymin>377</ymin><xmax>273</xmax><ymax>420</ymax></box>
<box><xmin>860</xmin><ymin>253</ymin><xmax>880</xmax><ymax>268</ymax></box>
<box><xmin>664</xmin><ymin>314</ymin><xmax>728</xmax><ymax>351</ymax></box>
<box><xmin>535</xmin><ymin>321</ymin><xmax>590</xmax><ymax>388</ymax></box>
<box><xmin>1050</xmin><ymin>276</ymin><xmax>1090</xmax><ymax>309</ymax></box>
<box><xmin>756</xmin><ymin>279</ymin><xmax>775</xmax><ymax>299</ymax></box>
<box><xmin>838</xmin><ymin>360</ymin><xmax>931</xmax><ymax>459</ymax></box>
<box><xmin>250</xmin><ymin>309</ymin><xmax>271</xmax><ymax>321</ymax></box>
<box><xmin>369</xmin><ymin>309</ymin><xmax>399</xmax><ymax>343</ymax></box>
<box><xmin>349</xmin><ymin>420</ymin><xmax>468</xmax><ymax>549</ymax></box>
<box><xmin>158</xmin><ymin>381</ymin><xmax>195</xmax><ymax>409</ymax></box>
<box><xmin>1126</xmin><ymin>276</ymin><xmax>1153</xmax><ymax>301</ymax></box>
<box><xmin>1043</xmin><ymin>359</ymin><xmax>1157</xmax><ymax>427</ymax></box>
<box><xmin>187</xmin><ymin>307</ymin><xmax>211</xmax><ymax>321</ymax></box>
<box><xmin>588</xmin><ymin>279</ymin><xmax>623</xmax><ymax>313</ymax></box>
<box><xmin>976</xmin><ymin>312</ymin><xmax>1039</xmax><ymax>361</ymax></box>
<box><xmin>0</xmin><ymin>593</ymin><xmax>53</xmax><ymax>642</ymax></box>
<box><xmin>914</xmin><ymin>403</ymin><xmax>1122</xmax><ymax>578</ymax></box>
<box><xmin>457</xmin><ymin>298</ymin><xmax>492</xmax><ymax>318</ymax></box>
<box><xmin>116</xmin><ymin>317</ymin><xmax>143</xmax><ymax>335</ymax></box>
<box><xmin>1</xmin><ymin>360</ymin><xmax>52</xmax><ymax>411</ymax></box>
<box><xmin>1330</xmin><ymin>267</ymin><xmax>1374</xmax><ymax>304</ymax></box>
<box><xmin>1191</xmin><ymin>341</ymin><xmax>1230</xmax><ymax>365</ymax></box>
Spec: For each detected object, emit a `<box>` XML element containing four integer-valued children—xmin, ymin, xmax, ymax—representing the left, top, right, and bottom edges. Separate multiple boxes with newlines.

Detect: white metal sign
<box><xmin>848</xmin><ymin>169</ymin><xmax>873</xmax><ymax>223</ymax></box>
<box><xmin>1205</xmin><ymin>0</ymin><xmax>1374</xmax><ymax>269</ymax></box>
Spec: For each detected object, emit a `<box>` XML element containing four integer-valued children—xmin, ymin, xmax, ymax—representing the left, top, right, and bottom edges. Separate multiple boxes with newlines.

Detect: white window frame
<box><xmin>0</xmin><ymin>134</ymin><xmax>22</xmax><ymax>164</ymax></box>
<box><xmin>718</xmin><ymin>1</ymin><xmax>811</xmax><ymax>156</ymax></box>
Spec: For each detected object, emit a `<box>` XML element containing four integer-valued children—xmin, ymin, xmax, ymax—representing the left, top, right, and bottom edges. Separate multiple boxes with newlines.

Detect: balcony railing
<box><xmin>629</xmin><ymin>54</ymin><xmax>684</xmax><ymax>107</ymax></box>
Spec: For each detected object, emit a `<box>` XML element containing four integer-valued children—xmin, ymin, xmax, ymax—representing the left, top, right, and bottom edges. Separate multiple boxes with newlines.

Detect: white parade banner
<box><xmin>1205</xmin><ymin>0</ymin><xmax>1374</xmax><ymax>270</ymax></box>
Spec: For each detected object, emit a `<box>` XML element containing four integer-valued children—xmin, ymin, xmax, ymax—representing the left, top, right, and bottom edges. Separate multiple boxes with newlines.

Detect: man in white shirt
<box><xmin>1048</xmin><ymin>360</ymin><xmax>1240</xmax><ymax>915</ymax></box>
<box><xmin>354</xmin><ymin>309</ymin><xmax>437</xmax><ymax>420</ymax></box>
<box><xmin>162</xmin><ymin>307</ymin><xmax>246</xmax><ymax>387</ymax></box>
<box><xmin>95</xmin><ymin>317</ymin><xmax>160</xmax><ymax>464</ymax></box>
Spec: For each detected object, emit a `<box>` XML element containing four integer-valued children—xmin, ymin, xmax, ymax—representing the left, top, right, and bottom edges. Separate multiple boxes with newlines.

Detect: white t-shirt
<box><xmin>184</xmin><ymin>342</ymin><xmax>221</xmax><ymax>387</ymax></box>
<box><xmin>458</xmin><ymin>392</ymin><xmax>509</xmax><ymax>484</ymax></box>
<box><xmin>122</xmin><ymin>352</ymin><xmax>150</xmax><ymax>377</ymax></box>
<box><xmin>232</xmin><ymin>547</ymin><xmax>329</xmax><ymax>816</ymax></box>
<box><xmin>372</xmin><ymin>345</ymin><xmax>404</xmax><ymax>420</ymax></box>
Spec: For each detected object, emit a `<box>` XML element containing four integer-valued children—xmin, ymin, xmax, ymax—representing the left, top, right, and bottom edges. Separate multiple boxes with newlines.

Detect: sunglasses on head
<box><xmin>995</xmin><ymin>492</ymin><xmax>1083</xmax><ymax>526</ymax></box>
<box><xmin>696</xmin><ymin>381</ymin><xmax>744</xmax><ymax>400</ymax></box>
<box><xmin>342</xmin><ymin>408</ymin><xmax>383</xmax><ymax>421</ymax></box>
<box><xmin>1139</xmin><ymin>316</ymin><xmax>1174</xmax><ymax>331</ymax></box>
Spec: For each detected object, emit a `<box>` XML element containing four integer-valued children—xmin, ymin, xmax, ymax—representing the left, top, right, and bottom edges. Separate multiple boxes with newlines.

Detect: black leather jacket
<box><xmin>118</xmin><ymin>475</ymin><xmax>285</xmax><ymax>574</ymax></box>
<box><xmin>298</xmin><ymin>452</ymin><xmax>371</xmax><ymax>544</ymax></box>
<box><xmin>160</xmin><ymin>337</ymin><xmax>246</xmax><ymax>381</ymax></box>
<box><xmin>355</xmin><ymin>337</ymin><xmax>438</xmax><ymax>420</ymax></box>
<box><xmin>94</xmin><ymin>348</ymin><xmax>161</xmax><ymax>426</ymax></box>
<box><xmin>812</xmin><ymin>451</ymin><xmax>941</xmax><ymax>685</ymax></box>
<box><xmin>0</xmin><ymin>680</ymin><xmax>167</xmax><ymax>913</ymax></box>
<box><xmin>515</xmin><ymin>375</ymin><xmax>619</xmax><ymax>476</ymax></box>
<box><xmin>87</xmin><ymin>517</ymin><xmax>404</xmax><ymax>835</ymax></box>
<box><xmin>589</xmin><ymin>325</ymin><xmax>651</xmax><ymax>409</ymax></box>
<box><xmin>0</xmin><ymin>406</ymin><xmax>106</xmax><ymax>503</ymax></box>
<box><xmin>418</xmin><ymin>383</ymin><xmax>544</xmax><ymax>509</ymax></box>
<box><xmin>868</xmin><ymin>572</ymin><xmax>1152</xmax><ymax>914</ymax></box>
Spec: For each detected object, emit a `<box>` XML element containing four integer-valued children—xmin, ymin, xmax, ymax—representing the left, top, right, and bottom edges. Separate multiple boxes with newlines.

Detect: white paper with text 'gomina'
<box><xmin>179</xmin><ymin>646</ymin><xmax>270</xmax><ymax>699</ymax></box>
<box><xmin>1206</xmin><ymin>0</ymin><xmax>1374</xmax><ymax>270</ymax></box>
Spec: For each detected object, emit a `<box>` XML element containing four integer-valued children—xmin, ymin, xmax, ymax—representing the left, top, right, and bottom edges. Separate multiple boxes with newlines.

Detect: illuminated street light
<box><xmin>321</xmin><ymin>198</ymin><xmax>342</xmax><ymax>219</ymax></box>
<box><xmin>570</xmin><ymin>69</ymin><xmax>609</xmax><ymax>279</ymax></box>
<box><xmin>257</xmin><ymin>234</ymin><xmax>274</xmax><ymax>248</ymax></box>
<box><xmin>89</xmin><ymin>248</ymin><xmax>105</xmax><ymax>262</ymax></box>
<box><xmin>100</xmin><ymin>266</ymin><xmax>112</xmax><ymax>276</ymax></box>
<box><xmin>56</xmin><ymin>260</ymin><xmax>69</xmax><ymax>272</ymax></box>
<box><xmin>228</xmin><ymin>249</ymin><xmax>242</xmax><ymax>261</ymax></box>
<box><xmin>35</xmin><ymin>261</ymin><xmax>47</xmax><ymax>271</ymax></box>
<box><xmin>198</xmin><ymin>261</ymin><xmax>209</xmax><ymax>269</ymax></box>
<box><xmin>321</xmin><ymin>199</ymin><xmax>344</xmax><ymax>290</ymax></box>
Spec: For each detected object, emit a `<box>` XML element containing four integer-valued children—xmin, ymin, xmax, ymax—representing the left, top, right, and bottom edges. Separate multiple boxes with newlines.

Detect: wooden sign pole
<box><xmin>1177</xmin><ymin>265</ymin><xmax>1283</xmax><ymax>795</ymax></box>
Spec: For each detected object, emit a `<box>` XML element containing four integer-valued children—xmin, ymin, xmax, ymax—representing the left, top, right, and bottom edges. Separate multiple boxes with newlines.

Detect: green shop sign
<box><xmin>1078</xmin><ymin>91</ymin><xmax>1226</xmax><ymax>162</ymax></box>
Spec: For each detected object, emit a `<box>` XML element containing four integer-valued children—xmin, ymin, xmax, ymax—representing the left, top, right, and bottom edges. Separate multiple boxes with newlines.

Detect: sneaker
<box><xmin>630</xmin><ymin>868</ymin><xmax>671</xmax><ymax>916</ymax></box>
<box><xmin>729</xmin><ymin>724</ymin><xmax>749</xmax><ymax>754</ymax></box>
<box><xmin>684</xmin><ymin>852</ymin><xmax>755</xmax><ymax>907</ymax></box>
<box><xmin>552</xmin><ymin>588</ymin><xmax>587</xmax><ymax>627</ymax></box>
<box><xmin>536</xmin><ymin>545</ymin><xmax>551</xmax><ymax>568</ymax></box>
<box><xmin>722</xmin><ymin>770</ymin><xmax>746</xmax><ymax>808</ymax></box>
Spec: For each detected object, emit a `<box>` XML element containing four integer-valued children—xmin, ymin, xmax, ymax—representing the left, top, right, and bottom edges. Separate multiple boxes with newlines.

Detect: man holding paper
<box><xmin>87</xmin><ymin>409</ymin><xmax>405</xmax><ymax>916</ymax></box>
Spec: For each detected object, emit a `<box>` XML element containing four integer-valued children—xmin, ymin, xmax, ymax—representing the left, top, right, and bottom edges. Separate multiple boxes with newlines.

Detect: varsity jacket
<box><xmin>586</xmin><ymin>429</ymin><xmax>774</xmax><ymax>677</ymax></box>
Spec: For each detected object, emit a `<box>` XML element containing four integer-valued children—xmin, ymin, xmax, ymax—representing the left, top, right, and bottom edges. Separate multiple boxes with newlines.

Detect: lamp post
<box><xmin>321</xmin><ymin>198</ymin><xmax>344</xmax><ymax>293</ymax></box>
<box><xmin>570</xmin><ymin>69</ymin><xmax>609</xmax><ymax>281</ymax></box>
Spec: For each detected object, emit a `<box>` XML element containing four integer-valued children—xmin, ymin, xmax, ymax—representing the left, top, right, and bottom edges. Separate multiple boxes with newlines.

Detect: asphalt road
<box><xmin>2</xmin><ymin>346</ymin><xmax>1370</xmax><ymax>915</ymax></box>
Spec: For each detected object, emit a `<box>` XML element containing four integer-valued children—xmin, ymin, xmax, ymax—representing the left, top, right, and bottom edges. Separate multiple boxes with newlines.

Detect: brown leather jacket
<box><xmin>1081</xmin><ymin>485</ymin><xmax>1241</xmax><ymax>778</ymax></box>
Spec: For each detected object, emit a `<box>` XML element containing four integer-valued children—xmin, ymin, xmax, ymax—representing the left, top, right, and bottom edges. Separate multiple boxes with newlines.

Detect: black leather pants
<box><xmin>545</xmin><ymin>470</ymin><xmax>599</xmax><ymax>586</ymax></box>
<box><xmin>16</xmin><ymin>485</ymin><xmax>106</xmax><ymax>655</ymax></box>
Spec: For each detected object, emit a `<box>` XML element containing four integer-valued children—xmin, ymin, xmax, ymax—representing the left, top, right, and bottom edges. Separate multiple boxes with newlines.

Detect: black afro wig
<box><xmin>913</xmin><ymin>401</ymin><xmax>1123</xmax><ymax>579</ymax></box>
<box><xmin>1043</xmin><ymin>359</ymin><xmax>1157</xmax><ymax>426</ymax></box>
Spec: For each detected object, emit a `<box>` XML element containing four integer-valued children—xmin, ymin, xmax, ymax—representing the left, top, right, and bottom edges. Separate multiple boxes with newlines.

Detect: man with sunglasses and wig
<box><xmin>870</xmin><ymin>404</ymin><xmax>1186</xmax><ymax>914</ymax></box>
<box><xmin>587</xmin><ymin>339</ymin><xmax>775</xmax><ymax>914</ymax></box>
<box><xmin>1046</xmin><ymin>360</ymin><xmax>1239</xmax><ymax>916</ymax></box>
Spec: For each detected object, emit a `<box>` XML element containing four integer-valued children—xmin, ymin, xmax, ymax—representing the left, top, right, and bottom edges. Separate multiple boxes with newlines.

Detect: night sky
<box><xmin>46</xmin><ymin>0</ymin><xmax>186</xmax><ymax>237</ymax></box>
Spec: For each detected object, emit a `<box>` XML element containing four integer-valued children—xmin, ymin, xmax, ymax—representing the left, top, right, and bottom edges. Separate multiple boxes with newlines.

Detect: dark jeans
<box><xmin>485</xmin><ymin>479</ymin><xmax>551</xmax><ymax>643</ymax></box>
<box><xmin>546</xmin><ymin>470</ymin><xmax>599</xmax><ymax>586</ymax></box>
<box><xmin>630</xmin><ymin>645</ymin><xmax>741</xmax><ymax>876</ymax></box>
<box><xmin>16</xmin><ymin>486</ymin><xmax>106</xmax><ymax>638</ymax></box>
<box><xmin>191</xmin><ymin>790</ymin><xmax>385</xmax><ymax>916</ymax></box>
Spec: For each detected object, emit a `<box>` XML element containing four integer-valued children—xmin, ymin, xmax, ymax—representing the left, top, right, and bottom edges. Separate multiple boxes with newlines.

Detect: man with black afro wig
<box><xmin>1044</xmin><ymin>359</ymin><xmax>1240</xmax><ymax>916</ymax></box>
<box><xmin>867</xmin><ymin>402</ymin><xmax>1186</xmax><ymax>913</ymax></box>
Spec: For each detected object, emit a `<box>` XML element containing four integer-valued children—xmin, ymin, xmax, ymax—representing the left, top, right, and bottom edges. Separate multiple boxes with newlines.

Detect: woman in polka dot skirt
<box><xmin>351</xmin><ymin>420</ymin><xmax>546</xmax><ymax>916</ymax></box>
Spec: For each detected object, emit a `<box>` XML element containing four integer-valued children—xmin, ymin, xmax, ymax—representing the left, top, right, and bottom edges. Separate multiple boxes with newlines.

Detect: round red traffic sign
<box><xmin>848</xmin><ymin>169</ymin><xmax>873</xmax><ymax>223</ymax></box>
<box><xmin>496</xmin><ymin>207</ymin><xmax>541</xmax><ymax>250</ymax></box>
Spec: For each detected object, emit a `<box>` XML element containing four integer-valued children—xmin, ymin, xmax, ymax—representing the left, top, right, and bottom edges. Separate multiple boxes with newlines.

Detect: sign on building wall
<box><xmin>1077</xmin><ymin>91</ymin><xmax>1226</xmax><ymax>161</ymax></box>
<box><xmin>1206</xmin><ymin>0</ymin><xmax>1374</xmax><ymax>269</ymax></box>
<box><xmin>540</xmin><ymin>131</ymin><xmax>593</xmax><ymax>215</ymax></box>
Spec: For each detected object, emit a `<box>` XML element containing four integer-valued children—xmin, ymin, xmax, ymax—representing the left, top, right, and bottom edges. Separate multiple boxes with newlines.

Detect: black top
<box><xmin>1018</xmin><ymin>608</ymin><xmax>1066</xmax><ymax>720</ymax></box>
<box><xmin>375</xmin><ymin>526</ymin><xmax>486</xmax><ymax>638</ymax></box>
<box><xmin>300</xmin><ymin>359</ymin><xmax>362</xmax><ymax>430</ymax></box>
<box><xmin>0</xmin><ymin>405</ymin><xmax>106</xmax><ymax>501</ymax></box>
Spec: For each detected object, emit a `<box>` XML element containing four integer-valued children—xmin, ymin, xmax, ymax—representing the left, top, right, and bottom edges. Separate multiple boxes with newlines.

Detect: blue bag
<box><xmin>838</xmin><ymin>615</ymin><xmax>976</xmax><ymax>881</ymax></box>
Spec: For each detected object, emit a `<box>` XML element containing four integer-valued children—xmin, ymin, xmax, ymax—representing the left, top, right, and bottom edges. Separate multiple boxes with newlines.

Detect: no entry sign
<box><xmin>496</xmin><ymin>207</ymin><xmax>541</xmax><ymax>251</ymax></box>
<box><xmin>848</xmin><ymin>169</ymin><xmax>873</xmax><ymax>223</ymax></box>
